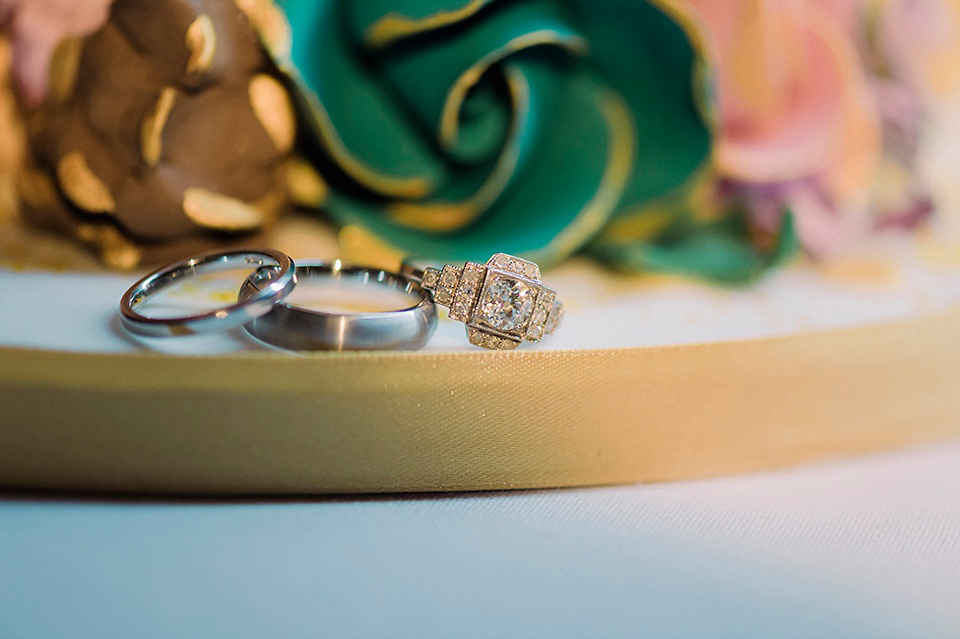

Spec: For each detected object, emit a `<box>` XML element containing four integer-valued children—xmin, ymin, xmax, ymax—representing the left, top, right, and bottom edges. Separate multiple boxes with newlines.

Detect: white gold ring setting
<box><xmin>407</xmin><ymin>253</ymin><xmax>562</xmax><ymax>350</ymax></box>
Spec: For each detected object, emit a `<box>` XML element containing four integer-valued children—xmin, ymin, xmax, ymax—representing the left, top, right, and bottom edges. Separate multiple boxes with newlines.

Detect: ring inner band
<box><xmin>128</xmin><ymin>254</ymin><xmax>282</xmax><ymax>313</ymax></box>
<box><xmin>239</xmin><ymin>261</ymin><xmax>438</xmax><ymax>351</ymax></box>
<box><xmin>120</xmin><ymin>249</ymin><xmax>296</xmax><ymax>337</ymax></box>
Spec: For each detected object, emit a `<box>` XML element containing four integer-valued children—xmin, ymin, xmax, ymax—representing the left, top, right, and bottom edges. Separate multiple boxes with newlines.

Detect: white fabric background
<box><xmin>1</xmin><ymin>442</ymin><xmax>959</xmax><ymax>637</ymax></box>
<box><xmin>2</xmin><ymin>230</ymin><xmax>960</xmax><ymax>354</ymax></box>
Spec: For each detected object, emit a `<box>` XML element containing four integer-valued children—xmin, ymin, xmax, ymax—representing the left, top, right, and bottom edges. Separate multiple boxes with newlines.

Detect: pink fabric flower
<box><xmin>0</xmin><ymin>0</ymin><xmax>114</xmax><ymax>106</ymax></box>
<box><xmin>876</xmin><ymin>0</ymin><xmax>960</xmax><ymax>103</ymax></box>
<box><xmin>866</xmin><ymin>0</ymin><xmax>960</xmax><ymax>231</ymax></box>
<box><xmin>677</xmin><ymin>0</ymin><xmax>884</xmax><ymax>255</ymax></box>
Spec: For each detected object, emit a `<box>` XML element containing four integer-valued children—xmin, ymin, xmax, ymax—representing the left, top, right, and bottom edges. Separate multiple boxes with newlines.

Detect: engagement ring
<box><xmin>405</xmin><ymin>253</ymin><xmax>562</xmax><ymax>350</ymax></box>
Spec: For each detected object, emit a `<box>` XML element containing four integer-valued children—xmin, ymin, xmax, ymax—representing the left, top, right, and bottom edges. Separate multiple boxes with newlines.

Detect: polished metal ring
<box><xmin>239</xmin><ymin>260</ymin><xmax>437</xmax><ymax>351</ymax></box>
<box><xmin>119</xmin><ymin>248</ymin><xmax>296</xmax><ymax>337</ymax></box>
<box><xmin>402</xmin><ymin>253</ymin><xmax>563</xmax><ymax>351</ymax></box>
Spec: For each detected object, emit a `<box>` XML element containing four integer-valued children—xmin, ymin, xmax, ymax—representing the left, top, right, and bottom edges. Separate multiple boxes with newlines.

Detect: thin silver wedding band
<box><xmin>239</xmin><ymin>260</ymin><xmax>437</xmax><ymax>351</ymax></box>
<box><xmin>119</xmin><ymin>248</ymin><xmax>296</xmax><ymax>337</ymax></box>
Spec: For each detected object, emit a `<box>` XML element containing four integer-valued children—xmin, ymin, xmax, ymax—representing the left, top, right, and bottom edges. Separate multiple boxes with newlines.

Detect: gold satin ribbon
<box><xmin>1</xmin><ymin>306</ymin><xmax>959</xmax><ymax>495</ymax></box>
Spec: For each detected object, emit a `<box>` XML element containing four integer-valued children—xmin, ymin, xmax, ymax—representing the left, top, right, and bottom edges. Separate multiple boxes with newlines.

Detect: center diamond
<box><xmin>477</xmin><ymin>276</ymin><xmax>535</xmax><ymax>332</ymax></box>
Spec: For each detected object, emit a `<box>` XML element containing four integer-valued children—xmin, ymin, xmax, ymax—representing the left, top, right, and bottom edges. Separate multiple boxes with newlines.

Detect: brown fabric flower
<box><xmin>0</xmin><ymin>36</ymin><xmax>24</xmax><ymax>223</ymax></box>
<box><xmin>18</xmin><ymin>0</ymin><xmax>298</xmax><ymax>267</ymax></box>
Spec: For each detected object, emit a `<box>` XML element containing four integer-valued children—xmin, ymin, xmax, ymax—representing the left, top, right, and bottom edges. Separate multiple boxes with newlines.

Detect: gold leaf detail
<box><xmin>253</xmin><ymin>183</ymin><xmax>287</xmax><ymax>225</ymax></box>
<box><xmin>182</xmin><ymin>187</ymin><xmax>264</xmax><ymax>230</ymax></box>
<box><xmin>248</xmin><ymin>74</ymin><xmax>295</xmax><ymax>153</ymax></box>
<box><xmin>233</xmin><ymin>0</ymin><xmax>292</xmax><ymax>59</ymax></box>
<box><xmin>17</xmin><ymin>168</ymin><xmax>59</xmax><ymax>209</ymax></box>
<box><xmin>56</xmin><ymin>152</ymin><xmax>116</xmax><ymax>213</ymax></box>
<box><xmin>185</xmin><ymin>14</ymin><xmax>216</xmax><ymax>74</ymax></box>
<box><xmin>284</xmin><ymin>157</ymin><xmax>327</xmax><ymax>208</ymax></box>
<box><xmin>88</xmin><ymin>225</ymin><xmax>142</xmax><ymax>270</ymax></box>
<box><xmin>140</xmin><ymin>87</ymin><xmax>177</xmax><ymax>167</ymax></box>
<box><xmin>49</xmin><ymin>37</ymin><xmax>82</xmax><ymax>103</ymax></box>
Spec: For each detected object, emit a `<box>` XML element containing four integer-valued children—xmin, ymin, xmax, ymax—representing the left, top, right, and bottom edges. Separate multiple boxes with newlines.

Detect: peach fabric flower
<box><xmin>678</xmin><ymin>0</ymin><xmax>883</xmax><ymax>255</ymax></box>
<box><xmin>868</xmin><ymin>0</ymin><xmax>960</xmax><ymax>231</ymax></box>
<box><xmin>0</xmin><ymin>0</ymin><xmax>114</xmax><ymax>106</ymax></box>
<box><xmin>875</xmin><ymin>0</ymin><xmax>960</xmax><ymax>103</ymax></box>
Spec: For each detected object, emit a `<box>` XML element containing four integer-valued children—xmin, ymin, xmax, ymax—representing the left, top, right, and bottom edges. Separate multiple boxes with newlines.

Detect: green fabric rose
<box><xmin>275</xmin><ymin>0</ymin><xmax>794</xmax><ymax>281</ymax></box>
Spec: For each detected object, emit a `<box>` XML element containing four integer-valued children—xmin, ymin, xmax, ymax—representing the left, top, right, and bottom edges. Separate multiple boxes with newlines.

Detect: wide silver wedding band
<box><xmin>119</xmin><ymin>248</ymin><xmax>296</xmax><ymax>337</ymax></box>
<box><xmin>239</xmin><ymin>260</ymin><xmax>437</xmax><ymax>351</ymax></box>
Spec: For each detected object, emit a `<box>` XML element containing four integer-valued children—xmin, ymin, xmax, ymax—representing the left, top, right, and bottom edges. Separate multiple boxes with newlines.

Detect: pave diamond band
<box><xmin>407</xmin><ymin>253</ymin><xmax>562</xmax><ymax>350</ymax></box>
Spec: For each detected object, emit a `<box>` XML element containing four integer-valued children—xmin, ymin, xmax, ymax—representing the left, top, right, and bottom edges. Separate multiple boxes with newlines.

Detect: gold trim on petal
<box><xmin>387</xmin><ymin>64</ymin><xmax>530</xmax><ymax>231</ymax></box>
<box><xmin>285</xmin><ymin>156</ymin><xmax>328</xmax><ymax>208</ymax></box>
<box><xmin>234</xmin><ymin>0</ymin><xmax>292</xmax><ymax>59</ymax></box>
<box><xmin>599</xmin><ymin>166</ymin><xmax>718</xmax><ymax>243</ymax></box>
<box><xmin>56</xmin><ymin>151</ymin><xmax>116</xmax><ymax>214</ymax></box>
<box><xmin>185</xmin><ymin>14</ymin><xmax>216</xmax><ymax>74</ymax></box>
<box><xmin>182</xmin><ymin>187</ymin><xmax>265</xmax><ymax>230</ymax></box>
<box><xmin>140</xmin><ymin>87</ymin><xmax>177</xmax><ymax>167</ymax></box>
<box><xmin>527</xmin><ymin>88</ymin><xmax>635</xmax><ymax>264</ymax></box>
<box><xmin>81</xmin><ymin>224</ymin><xmax>142</xmax><ymax>270</ymax></box>
<box><xmin>365</xmin><ymin>0</ymin><xmax>495</xmax><ymax>49</ymax></box>
<box><xmin>284</xmin><ymin>63</ymin><xmax>434</xmax><ymax>200</ymax></box>
<box><xmin>248</xmin><ymin>74</ymin><xmax>296</xmax><ymax>153</ymax></box>
<box><xmin>647</xmin><ymin>0</ymin><xmax>719</xmax><ymax>135</ymax></box>
<box><xmin>18</xmin><ymin>168</ymin><xmax>59</xmax><ymax>210</ymax></box>
<box><xmin>601</xmin><ymin>208</ymin><xmax>675</xmax><ymax>242</ymax></box>
<box><xmin>439</xmin><ymin>31</ymin><xmax>588</xmax><ymax>152</ymax></box>
<box><xmin>48</xmin><ymin>37</ymin><xmax>82</xmax><ymax>103</ymax></box>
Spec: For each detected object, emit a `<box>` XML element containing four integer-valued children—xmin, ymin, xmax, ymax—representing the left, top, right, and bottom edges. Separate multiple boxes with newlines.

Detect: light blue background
<box><xmin>0</xmin><ymin>479</ymin><xmax>944</xmax><ymax>639</ymax></box>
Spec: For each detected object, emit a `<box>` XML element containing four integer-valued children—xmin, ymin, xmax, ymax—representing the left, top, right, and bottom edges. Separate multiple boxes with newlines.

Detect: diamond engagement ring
<box><xmin>403</xmin><ymin>253</ymin><xmax>562</xmax><ymax>350</ymax></box>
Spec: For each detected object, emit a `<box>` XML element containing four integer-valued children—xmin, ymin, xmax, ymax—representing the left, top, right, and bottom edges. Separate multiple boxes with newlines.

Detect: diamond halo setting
<box><xmin>414</xmin><ymin>253</ymin><xmax>562</xmax><ymax>350</ymax></box>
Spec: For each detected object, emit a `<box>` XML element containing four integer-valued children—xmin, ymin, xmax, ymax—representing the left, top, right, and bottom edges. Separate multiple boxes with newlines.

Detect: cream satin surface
<box><xmin>2</xmin><ymin>301</ymin><xmax>959</xmax><ymax>494</ymax></box>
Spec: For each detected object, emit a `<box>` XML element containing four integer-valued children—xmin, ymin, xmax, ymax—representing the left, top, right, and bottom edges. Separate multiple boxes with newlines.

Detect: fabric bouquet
<box><xmin>0</xmin><ymin>0</ymin><xmax>956</xmax><ymax>282</ymax></box>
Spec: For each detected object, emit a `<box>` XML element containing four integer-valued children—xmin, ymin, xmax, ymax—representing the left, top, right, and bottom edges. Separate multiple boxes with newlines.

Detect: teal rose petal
<box><xmin>277</xmin><ymin>0</ymin><xmax>718</xmax><ymax>270</ymax></box>
<box><xmin>468</xmin><ymin>58</ymin><xmax>632</xmax><ymax>262</ymax></box>
<box><xmin>567</xmin><ymin>0</ymin><xmax>711</xmax><ymax>207</ymax></box>
<box><xmin>383</xmin><ymin>57</ymin><xmax>538</xmax><ymax>230</ymax></box>
<box><xmin>351</xmin><ymin>0</ymin><xmax>500</xmax><ymax>50</ymax></box>
<box><xmin>440</xmin><ymin>76</ymin><xmax>511</xmax><ymax>166</ymax></box>
<box><xmin>329</xmin><ymin>56</ymin><xmax>630</xmax><ymax>264</ymax></box>
<box><xmin>278</xmin><ymin>0</ymin><xmax>445</xmax><ymax>199</ymax></box>
<box><xmin>351</xmin><ymin>0</ymin><xmax>585</xmax><ymax>164</ymax></box>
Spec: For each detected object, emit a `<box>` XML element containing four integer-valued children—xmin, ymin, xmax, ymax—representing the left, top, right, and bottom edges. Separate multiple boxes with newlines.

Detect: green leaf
<box><xmin>588</xmin><ymin>212</ymin><xmax>799</xmax><ymax>285</ymax></box>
